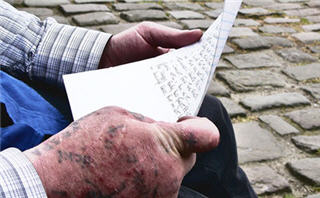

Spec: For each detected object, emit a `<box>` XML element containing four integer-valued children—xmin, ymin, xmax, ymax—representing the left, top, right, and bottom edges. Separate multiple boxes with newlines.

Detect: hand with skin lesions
<box><xmin>99</xmin><ymin>21</ymin><xmax>203</xmax><ymax>68</ymax></box>
<box><xmin>24</xmin><ymin>106</ymin><xmax>219</xmax><ymax>198</ymax></box>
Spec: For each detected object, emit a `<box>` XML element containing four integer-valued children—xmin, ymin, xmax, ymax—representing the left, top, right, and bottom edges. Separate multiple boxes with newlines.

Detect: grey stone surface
<box><xmin>217</xmin><ymin>60</ymin><xmax>232</xmax><ymax>69</ymax></box>
<box><xmin>165</xmin><ymin>2</ymin><xmax>204</xmax><ymax>11</ymax></box>
<box><xmin>100</xmin><ymin>23</ymin><xmax>137</xmax><ymax>34</ymax></box>
<box><xmin>284</xmin><ymin>8</ymin><xmax>320</xmax><ymax>17</ymax></box>
<box><xmin>4</xmin><ymin>0</ymin><xmax>23</xmax><ymax>5</ymax></box>
<box><xmin>73</xmin><ymin>12</ymin><xmax>118</xmax><ymax>26</ymax></box>
<box><xmin>223</xmin><ymin>45</ymin><xmax>234</xmax><ymax>54</ymax></box>
<box><xmin>278</xmin><ymin>0</ymin><xmax>308</xmax><ymax>2</ymax></box>
<box><xmin>239</xmin><ymin>8</ymin><xmax>271</xmax><ymax>16</ymax></box>
<box><xmin>307</xmin><ymin>0</ymin><xmax>320</xmax><ymax>7</ymax></box>
<box><xmin>24</xmin><ymin>0</ymin><xmax>69</xmax><ymax>7</ymax></box>
<box><xmin>232</xmin><ymin>37</ymin><xmax>271</xmax><ymax>50</ymax></box>
<box><xmin>233</xmin><ymin>36</ymin><xmax>294</xmax><ymax>49</ymax></box>
<box><xmin>181</xmin><ymin>20</ymin><xmax>211</xmax><ymax>29</ymax></box>
<box><xmin>121</xmin><ymin>10</ymin><xmax>168</xmax><ymax>22</ymax></box>
<box><xmin>307</xmin><ymin>194</ymin><xmax>320</xmax><ymax>198</ymax></box>
<box><xmin>205</xmin><ymin>2</ymin><xmax>224</xmax><ymax>9</ymax></box>
<box><xmin>118</xmin><ymin>0</ymin><xmax>149</xmax><ymax>2</ymax></box>
<box><xmin>218</xmin><ymin>97</ymin><xmax>246</xmax><ymax>117</ymax></box>
<box><xmin>308</xmin><ymin>46</ymin><xmax>320</xmax><ymax>53</ymax></box>
<box><xmin>207</xmin><ymin>81</ymin><xmax>230</xmax><ymax>97</ymax></box>
<box><xmin>50</xmin><ymin>16</ymin><xmax>69</xmax><ymax>24</ymax></box>
<box><xmin>286</xmin><ymin>158</ymin><xmax>320</xmax><ymax>185</ymax></box>
<box><xmin>306</xmin><ymin>15</ymin><xmax>320</xmax><ymax>23</ymax></box>
<box><xmin>217</xmin><ymin>70</ymin><xmax>285</xmax><ymax>92</ymax></box>
<box><xmin>75</xmin><ymin>0</ymin><xmax>114</xmax><ymax>3</ymax></box>
<box><xmin>229</xmin><ymin>27</ymin><xmax>258</xmax><ymax>38</ymax></box>
<box><xmin>259</xmin><ymin>25</ymin><xmax>296</xmax><ymax>34</ymax></box>
<box><xmin>234</xmin><ymin>19</ymin><xmax>260</xmax><ymax>26</ymax></box>
<box><xmin>282</xmin><ymin>63</ymin><xmax>320</xmax><ymax>81</ymax></box>
<box><xmin>292</xmin><ymin>135</ymin><xmax>320</xmax><ymax>153</ymax></box>
<box><xmin>225</xmin><ymin>50</ymin><xmax>283</xmax><ymax>69</ymax></box>
<box><xmin>244</xmin><ymin>0</ymin><xmax>275</xmax><ymax>7</ymax></box>
<box><xmin>243</xmin><ymin>165</ymin><xmax>291</xmax><ymax>195</ymax></box>
<box><xmin>240</xmin><ymin>92</ymin><xmax>310</xmax><ymax>111</ymax></box>
<box><xmin>156</xmin><ymin>21</ymin><xmax>183</xmax><ymax>30</ymax></box>
<box><xmin>276</xmin><ymin>48</ymin><xmax>317</xmax><ymax>63</ymax></box>
<box><xmin>293</xmin><ymin>32</ymin><xmax>320</xmax><ymax>44</ymax></box>
<box><xmin>302</xmin><ymin>23</ymin><xmax>320</xmax><ymax>32</ymax></box>
<box><xmin>234</xmin><ymin>121</ymin><xmax>284</xmax><ymax>164</ymax></box>
<box><xmin>112</xmin><ymin>3</ymin><xmax>161</xmax><ymax>11</ymax></box>
<box><xmin>302</xmin><ymin>83</ymin><xmax>320</xmax><ymax>99</ymax></box>
<box><xmin>286</xmin><ymin>108</ymin><xmax>320</xmax><ymax>130</ymax></box>
<box><xmin>168</xmin><ymin>10</ymin><xmax>205</xmax><ymax>20</ymax></box>
<box><xmin>60</xmin><ymin>4</ymin><xmax>109</xmax><ymax>14</ymax></box>
<box><xmin>263</xmin><ymin>3</ymin><xmax>302</xmax><ymax>10</ymax></box>
<box><xmin>205</xmin><ymin>9</ymin><xmax>223</xmax><ymax>19</ymax></box>
<box><xmin>263</xmin><ymin>36</ymin><xmax>294</xmax><ymax>47</ymax></box>
<box><xmin>264</xmin><ymin>17</ymin><xmax>300</xmax><ymax>24</ymax></box>
<box><xmin>259</xmin><ymin>115</ymin><xmax>299</xmax><ymax>135</ymax></box>
<box><xmin>19</xmin><ymin>7</ymin><xmax>53</xmax><ymax>16</ymax></box>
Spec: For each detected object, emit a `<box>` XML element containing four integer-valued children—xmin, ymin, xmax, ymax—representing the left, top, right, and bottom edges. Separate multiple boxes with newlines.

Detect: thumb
<box><xmin>175</xmin><ymin>117</ymin><xmax>220</xmax><ymax>156</ymax></box>
<box><xmin>136</xmin><ymin>22</ymin><xmax>203</xmax><ymax>49</ymax></box>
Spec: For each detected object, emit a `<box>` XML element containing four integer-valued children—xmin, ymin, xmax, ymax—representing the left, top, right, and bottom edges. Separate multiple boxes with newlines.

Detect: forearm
<box><xmin>0</xmin><ymin>0</ymin><xmax>111</xmax><ymax>86</ymax></box>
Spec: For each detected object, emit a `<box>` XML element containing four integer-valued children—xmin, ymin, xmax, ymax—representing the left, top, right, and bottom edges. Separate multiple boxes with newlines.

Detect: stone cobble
<box><xmin>240</xmin><ymin>92</ymin><xmax>310</xmax><ymax>111</ymax></box>
<box><xmin>282</xmin><ymin>63</ymin><xmax>320</xmax><ymax>81</ymax></box>
<box><xmin>286</xmin><ymin>158</ymin><xmax>320</xmax><ymax>186</ymax></box>
<box><xmin>224</xmin><ymin>50</ymin><xmax>283</xmax><ymax>68</ymax></box>
<box><xmin>243</xmin><ymin>165</ymin><xmax>291</xmax><ymax>195</ymax></box>
<box><xmin>7</xmin><ymin>0</ymin><xmax>320</xmax><ymax>197</ymax></box>
<box><xmin>259</xmin><ymin>114</ymin><xmax>300</xmax><ymax>136</ymax></box>
<box><xmin>234</xmin><ymin>121</ymin><xmax>284</xmax><ymax>164</ymax></box>
<box><xmin>292</xmin><ymin>135</ymin><xmax>320</xmax><ymax>153</ymax></box>
<box><xmin>216</xmin><ymin>70</ymin><xmax>286</xmax><ymax>91</ymax></box>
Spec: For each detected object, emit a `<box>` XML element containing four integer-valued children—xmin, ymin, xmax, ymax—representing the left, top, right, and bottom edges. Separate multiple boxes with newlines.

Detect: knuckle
<box><xmin>137</xmin><ymin>21</ymin><xmax>154</xmax><ymax>32</ymax></box>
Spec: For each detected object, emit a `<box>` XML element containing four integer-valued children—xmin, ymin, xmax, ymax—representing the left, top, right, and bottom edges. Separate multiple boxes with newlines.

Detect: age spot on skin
<box><xmin>104</xmin><ymin>139</ymin><xmax>114</xmax><ymax>149</ymax></box>
<box><xmin>126</xmin><ymin>154</ymin><xmax>138</xmax><ymax>164</ymax></box>
<box><xmin>43</xmin><ymin>143</ymin><xmax>54</xmax><ymax>151</ymax></box>
<box><xmin>31</xmin><ymin>148</ymin><xmax>42</xmax><ymax>156</ymax></box>
<box><xmin>107</xmin><ymin>124</ymin><xmax>124</xmax><ymax>134</ymax></box>
<box><xmin>50</xmin><ymin>137</ymin><xmax>60</xmax><ymax>145</ymax></box>
<box><xmin>57</xmin><ymin>150</ymin><xmax>93</xmax><ymax>168</ymax></box>
<box><xmin>152</xmin><ymin>185</ymin><xmax>159</xmax><ymax>198</ymax></box>
<box><xmin>62</xmin><ymin>130</ymin><xmax>72</xmax><ymax>139</ymax></box>
<box><xmin>72</xmin><ymin>121</ymin><xmax>81</xmax><ymax>131</ymax></box>
<box><xmin>129</xmin><ymin>111</ymin><xmax>145</xmax><ymax>121</ymax></box>
<box><xmin>185</xmin><ymin>133</ymin><xmax>197</xmax><ymax>148</ymax></box>
<box><xmin>51</xmin><ymin>190</ymin><xmax>68</xmax><ymax>198</ymax></box>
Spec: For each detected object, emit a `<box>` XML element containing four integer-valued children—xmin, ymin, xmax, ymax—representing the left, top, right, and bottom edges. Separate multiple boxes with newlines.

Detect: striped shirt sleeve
<box><xmin>0</xmin><ymin>0</ymin><xmax>111</xmax><ymax>86</ymax></box>
<box><xmin>0</xmin><ymin>148</ymin><xmax>47</xmax><ymax>198</ymax></box>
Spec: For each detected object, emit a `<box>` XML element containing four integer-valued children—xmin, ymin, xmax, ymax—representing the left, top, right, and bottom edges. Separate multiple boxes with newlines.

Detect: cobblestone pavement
<box><xmin>5</xmin><ymin>0</ymin><xmax>320</xmax><ymax>197</ymax></box>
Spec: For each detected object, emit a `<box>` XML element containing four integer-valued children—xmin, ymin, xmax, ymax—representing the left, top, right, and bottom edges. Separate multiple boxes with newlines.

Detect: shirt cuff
<box><xmin>31</xmin><ymin>20</ymin><xmax>111</xmax><ymax>86</ymax></box>
<box><xmin>0</xmin><ymin>148</ymin><xmax>47</xmax><ymax>198</ymax></box>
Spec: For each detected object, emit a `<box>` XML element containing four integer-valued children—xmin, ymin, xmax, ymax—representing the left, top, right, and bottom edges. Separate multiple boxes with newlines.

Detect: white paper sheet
<box><xmin>63</xmin><ymin>0</ymin><xmax>243</xmax><ymax>121</ymax></box>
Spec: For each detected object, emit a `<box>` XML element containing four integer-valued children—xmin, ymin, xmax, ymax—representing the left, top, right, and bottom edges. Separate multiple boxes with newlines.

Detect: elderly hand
<box><xmin>99</xmin><ymin>22</ymin><xmax>203</xmax><ymax>68</ymax></box>
<box><xmin>24</xmin><ymin>106</ymin><xmax>219</xmax><ymax>198</ymax></box>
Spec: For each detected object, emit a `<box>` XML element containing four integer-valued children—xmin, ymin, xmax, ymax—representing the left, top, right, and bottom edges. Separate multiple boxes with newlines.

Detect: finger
<box><xmin>156</xmin><ymin>47</ymin><xmax>170</xmax><ymax>54</ymax></box>
<box><xmin>136</xmin><ymin>22</ymin><xmax>203</xmax><ymax>49</ymax></box>
<box><xmin>181</xmin><ymin>153</ymin><xmax>196</xmax><ymax>175</ymax></box>
<box><xmin>177</xmin><ymin>116</ymin><xmax>197</xmax><ymax>122</ymax></box>
<box><xmin>175</xmin><ymin>117</ymin><xmax>220</xmax><ymax>155</ymax></box>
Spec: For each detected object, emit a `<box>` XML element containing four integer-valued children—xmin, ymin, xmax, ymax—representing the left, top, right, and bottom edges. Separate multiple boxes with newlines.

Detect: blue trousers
<box><xmin>179</xmin><ymin>95</ymin><xmax>257</xmax><ymax>198</ymax></box>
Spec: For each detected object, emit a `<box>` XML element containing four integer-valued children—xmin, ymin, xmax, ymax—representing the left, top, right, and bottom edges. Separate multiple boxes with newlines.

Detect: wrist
<box><xmin>24</xmin><ymin>145</ymin><xmax>77</xmax><ymax>197</ymax></box>
<box><xmin>99</xmin><ymin>36</ymin><xmax>115</xmax><ymax>69</ymax></box>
